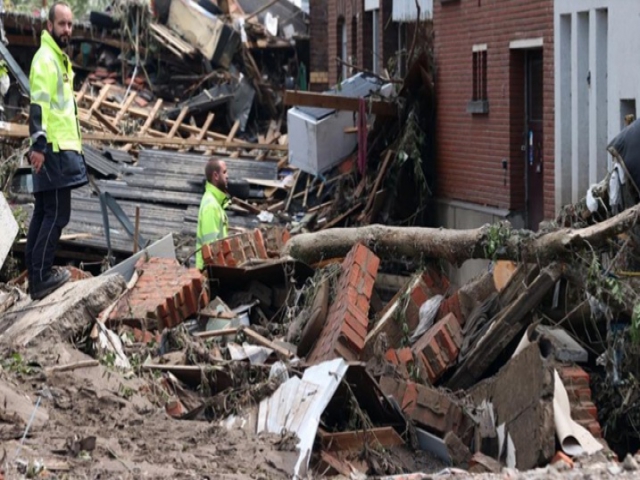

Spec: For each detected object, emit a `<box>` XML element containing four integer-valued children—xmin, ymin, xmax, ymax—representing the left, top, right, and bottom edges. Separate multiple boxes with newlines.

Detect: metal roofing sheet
<box><xmin>137</xmin><ymin>150</ymin><xmax>278</xmax><ymax>180</ymax></box>
<box><xmin>295</xmin><ymin>72</ymin><xmax>386</xmax><ymax>120</ymax></box>
<box><xmin>236</xmin><ymin>0</ymin><xmax>308</xmax><ymax>38</ymax></box>
<box><xmin>83</xmin><ymin>144</ymin><xmax>121</xmax><ymax>178</ymax></box>
<box><xmin>257</xmin><ymin>358</ymin><xmax>348</xmax><ymax>478</ymax></box>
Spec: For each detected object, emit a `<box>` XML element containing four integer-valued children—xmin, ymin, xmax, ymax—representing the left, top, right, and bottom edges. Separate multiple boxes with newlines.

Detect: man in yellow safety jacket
<box><xmin>26</xmin><ymin>1</ymin><xmax>88</xmax><ymax>300</ymax></box>
<box><xmin>196</xmin><ymin>158</ymin><xmax>230</xmax><ymax>269</ymax></box>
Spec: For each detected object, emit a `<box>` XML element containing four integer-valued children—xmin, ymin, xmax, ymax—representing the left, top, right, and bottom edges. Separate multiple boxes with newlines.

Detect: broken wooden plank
<box><xmin>86</xmin><ymin>84</ymin><xmax>111</xmax><ymax>120</ymax></box>
<box><xmin>318</xmin><ymin>427</ymin><xmax>405</xmax><ymax>451</ymax></box>
<box><xmin>284</xmin><ymin>90</ymin><xmax>397</xmax><ymax>117</ymax></box>
<box><xmin>226</xmin><ymin>120</ymin><xmax>241</xmax><ymax>144</ymax></box>
<box><xmin>0</xmin><ymin>122</ymin><xmax>287</xmax><ymax>151</ymax></box>
<box><xmin>243</xmin><ymin>328</ymin><xmax>293</xmax><ymax>358</ymax></box>
<box><xmin>46</xmin><ymin>360</ymin><xmax>99</xmax><ymax>373</ymax></box>
<box><xmin>167</xmin><ymin>107</ymin><xmax>189</xmax><ymax>139</ymax></box>
<box><xmin>113</xmin><ymin>91</ymin><xmax>138</xmax><ymax>125</ymax></box>
<box><xmin>91</xmin><ymin>108</ymin><xmax>120</xmax><ymax>134</ymax></box>
<box><xmin>193</xmin><ymin>328</ymin><xmax>239</xmax><ymax>338</ymax></box>
<box><xmin>446</xmin><ymin>264</ymin><xmax>563</xmax><ymax>391</ymax></box>
<box><xmin>122</xmin><ymin>98</ymin><xmax>163</xmax><ymax>152</ymax></box>
<box><xmin>361</xmin><ymin>149</ymin><xmax>394</xmax><ymax>220</ymax></box>
<box><xmin>232</xmin><ymin>197</ymin><xmax>262</xmax><ymax>214</ymax></box>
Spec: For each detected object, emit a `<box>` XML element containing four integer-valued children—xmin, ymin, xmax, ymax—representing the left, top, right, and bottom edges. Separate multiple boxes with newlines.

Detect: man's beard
<box><xmin>52</xmin><ymin>31</ymin><xmax>69</xmax><ymax>49</ymax></box>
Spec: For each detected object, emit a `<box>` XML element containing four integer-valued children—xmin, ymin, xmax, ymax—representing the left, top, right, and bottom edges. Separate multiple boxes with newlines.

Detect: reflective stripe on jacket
<box><xmin>196</xmin><ymin>182</ymin><xmax>229</xmax><ymax>269</ymax></box>
<box><xmin>29</xmin><ymin>30</ymin><xmax>82</xmax><ymax>153</ymax></box>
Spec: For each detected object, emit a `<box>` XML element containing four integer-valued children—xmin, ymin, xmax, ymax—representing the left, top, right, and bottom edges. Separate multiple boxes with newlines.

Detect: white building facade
<box><xmin>555</xmin><ymin>0</ymin><xmax>640</xmax><ymax>208</ymax></box>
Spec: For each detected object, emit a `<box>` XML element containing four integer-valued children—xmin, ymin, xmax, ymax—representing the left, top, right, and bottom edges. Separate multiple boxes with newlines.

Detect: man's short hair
<box><xmin>205</xmin><ymin>158</ymin><xmax>222</xmax><ymax>183</ymax></box>
<box><xmin>49</xmin><ymin>1</ymin><xmax>71</xmax><ymax>23</ymax></box>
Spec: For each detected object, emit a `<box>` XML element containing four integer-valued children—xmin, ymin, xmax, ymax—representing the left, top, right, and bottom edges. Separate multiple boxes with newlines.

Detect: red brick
<box><xmin>559</xmin><ymin>366</ymin><xmax>590</xmax><ymax>388</ymax></box>
<box><xmin>306</xmin><ymin>244</ymin><xmax>378</xmax><ymax>363</ymax></box>
<box><xmin>361</xmin><ymin>276</ymin><xmax>432</xmax><ymax>359</ymax></box>
<box><xmin>402</xmin><ymin>381</ymin><xmax>418</xmax><ymax>414</ymax></box>
<box><xmin>586</xmin><ymin>421</ymin><xmax>602</xmax><ymax>438</ymax></box>
<box><xmin>437</xmin><ymin>292</ymin><xmax>464</xmax><ymax>325</ymax></box>
<box><xmin>385</xmin><ymin>349</ymin><xmax>399</xmax><ymax>364</ymax></box>
<box><xmin>412</xmin><ymin>313</ymin><xmax>462</xmax><ymax>384</ymax></box>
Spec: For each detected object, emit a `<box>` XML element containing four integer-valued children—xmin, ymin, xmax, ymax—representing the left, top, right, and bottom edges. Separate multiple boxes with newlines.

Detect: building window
<box><xmin>337</xmin><ymin>16</ymin><xmax>347</xmax><ymax>80</ymax></box>
<box><xmin>350</xmin><ymin>16</ymin><xmax>358</xmax><ymax>74</ymax></box>
<box><xmin>468</xmin><ymin>44</ymin><xmax>489</xmax><ymax>114</ymax></box>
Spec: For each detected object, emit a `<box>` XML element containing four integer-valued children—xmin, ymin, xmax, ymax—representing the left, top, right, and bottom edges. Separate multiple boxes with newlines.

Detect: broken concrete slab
<box><xmin>0</xmin><ymin>192</ymin><xmax>19</xmax><ymax>270</ymax></box>
<box><xmin>0</xmin><ymin>274</ymin><xmax>126</xmax><ymax>348</ymax></box>
<box><xmin>539</xmin><ymin>326</ymin><xmax>588</xmax><ymax>363</ymax></box>
<box><xmin>469</xmin><ymin>342</ymin><xmax>556</xmax><ymax>470</ymax></box>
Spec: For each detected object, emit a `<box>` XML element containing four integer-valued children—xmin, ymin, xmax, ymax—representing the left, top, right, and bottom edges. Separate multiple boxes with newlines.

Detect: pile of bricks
<box><xmin>379</xmin><ymin>376</ymin><xmax>473</xmax><ymax>441</ymax></box>
<box><xmin>558</xmin><ymin>365</ymin><xmax>602</xmax><ymax>438</ymax></box>
<box><xmin>107</xmin><ymin>257</ymin><xmax>208</xmax><ymax>330</ymax></box>
<box><xmin>412</xmin><ymin>313</ymin><xmax>464</xmax><ymax>383</ymax></box>
<box><xmin>383</xmin><ymin>313</ymin><xmax>463</xmax><ymax>384</ymax></box>
<box><xmin>306</xmin><ymin>243</ymin><xmax>379</xmax><ymax>363</ymax></box>
<box><xmin>263</xmin><ymin>226</ymin><xmax>291</xmax><ymax>257</ymax></box>
<box><xmin>201</xmin><ymin>229</ymin><xmax>268</xmax><ymax>267</ymax></box>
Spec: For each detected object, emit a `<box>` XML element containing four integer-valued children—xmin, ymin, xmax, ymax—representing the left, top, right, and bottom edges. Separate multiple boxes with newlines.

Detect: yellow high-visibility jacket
<box><xmin>196</xmin><ymin>182</ymin><xmax>229</xmax><ymax>269</ymax></box>
<box><xmin>29</xmin><ymin>30</ymin><xmax>82</xmax><ymax>153</ymax></box>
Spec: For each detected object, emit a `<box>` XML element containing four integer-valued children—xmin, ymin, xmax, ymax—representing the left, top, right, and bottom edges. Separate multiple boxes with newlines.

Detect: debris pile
<box><xmin>4</xmin><ymin>4</ymin><xmax>640</xmax><ymax>478</ymax></box>
<box><xmin>1</xmin><ymin>3</ymin><xmax>434</xmax><ymax>270</ymax></box>
<box><xmin>5</xmin><ymin>180</ymin><xmax>640</xmax><ymax>477</ymax></box>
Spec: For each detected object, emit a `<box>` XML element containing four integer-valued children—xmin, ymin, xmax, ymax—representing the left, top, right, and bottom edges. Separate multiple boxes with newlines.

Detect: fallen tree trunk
<box><xmin>282</xmin><ymin>203</ymin><xmax>640</xmax><ymax>265</ymax></box>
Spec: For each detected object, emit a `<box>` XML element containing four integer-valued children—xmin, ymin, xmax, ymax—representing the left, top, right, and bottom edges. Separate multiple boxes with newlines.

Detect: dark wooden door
<box><xmin>525</xmin><ymin>50</ymin><xmax>544</xmax><ymax>231</ymax></box>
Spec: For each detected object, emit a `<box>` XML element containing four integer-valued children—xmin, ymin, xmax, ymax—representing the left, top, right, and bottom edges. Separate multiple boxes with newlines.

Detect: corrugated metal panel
<box><xmin>83</xmin><ymin>144</ymin><xmax>121</xmax><ymax>178</ymax></box>
<box><xmin>137</xmin><ymin>150</ymin><xmax>278</xmax><ymax>181</ymax></box>
<box><xmin>257</xmin><ymin>358</ymin><xmax>348</xmax><ymax>478</ymax></box>
<box><xmin>295</xmin><ymin>72</ymin><xmax>386</xmax><ymax>120</ymax></box>
<box><xmin>392</xmin><ymin>0</ymin><xmax>433</xmax><ymax>21</ymax></box>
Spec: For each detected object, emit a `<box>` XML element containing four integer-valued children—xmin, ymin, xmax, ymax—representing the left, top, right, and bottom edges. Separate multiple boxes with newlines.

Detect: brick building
<box><xmin>309</xmin><ymin>0</ymin><xmax>398</xmax><ymax>90</ymax></box>
<box><xmin>433</xmin><ymin>0</ymin><xmax>555</xmax><ymax>239</ymax></box>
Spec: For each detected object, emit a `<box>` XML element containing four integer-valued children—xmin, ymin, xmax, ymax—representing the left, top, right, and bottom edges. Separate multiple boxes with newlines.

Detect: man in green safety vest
<box><xmin>26</xmin><ymin>1</ymin><xmax>88</xmax><ymax>300</ymax></box>
<box><xmin>0</xmin><ymin>59</ymin><xmax>9</xmax><ymax>120</ymax></box>
<box><xmin>196</xmin><ymin>158</ymin><xmax>230</xmax><ymax>270</ymax></box>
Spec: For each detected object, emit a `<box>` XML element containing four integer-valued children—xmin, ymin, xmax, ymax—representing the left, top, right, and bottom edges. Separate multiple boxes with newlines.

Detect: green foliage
<box><xmin>631</xmin><ymin>304</ymin><xmax>640</xmax><ymax>344</ymax></box>
<box><xmin>5</xmin><ymin>0</ymin><xmax>112</xmax><ymax>20</ymax></box>
<box><xmin>394</xmin><ymin>109</ymin><xmax>430</xmax><ymax>210</ymax></box>
<box><xmin>1</xmin><ymin>352</ymin><xmax>35</xmax><ymax>375</ymax></box>
<box><xmin>483</xmin><ymin>223</ymin><xmax>512</xmax><ymax>260</ymax></box>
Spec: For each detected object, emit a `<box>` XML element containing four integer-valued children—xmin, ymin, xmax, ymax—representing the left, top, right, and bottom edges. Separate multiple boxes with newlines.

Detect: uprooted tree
<box><xmin>282</xmin><ymin>202</ymin><xmax>640</xmax><ymax>267</ymax></box>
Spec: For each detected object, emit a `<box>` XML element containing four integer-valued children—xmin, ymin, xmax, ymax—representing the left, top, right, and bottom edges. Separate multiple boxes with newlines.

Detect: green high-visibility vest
<box><xmin>196</xmin><ymin>182</ymin><xmax>229</xmax><ymax>269</ymax></box>
<box><xmin>29</xmin><ymin>30</ymin><xmax>82</xmax><ymax>152</ymax></box>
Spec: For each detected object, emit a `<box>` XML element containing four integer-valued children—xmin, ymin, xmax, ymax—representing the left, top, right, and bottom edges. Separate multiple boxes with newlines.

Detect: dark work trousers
<box><xmin>25</xmin><ymin>187</ymin><xmax>72</xmax><ymax>283</ymax></box>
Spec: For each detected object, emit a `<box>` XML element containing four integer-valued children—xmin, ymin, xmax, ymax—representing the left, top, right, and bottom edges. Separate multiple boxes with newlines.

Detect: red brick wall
<box><xmin>327</xmin><ymin>0</ymin><xmax>395</xmax><ymax>86</ymax></box>
<box><xmin>309</xmin><ymin>0</ymin><xmax>329</xmax><ymax>90</ymax></box>
<box><xmin>434</xmin><ymin>0</ymin><xmax>555</xmax><ymax>219</ymax></box>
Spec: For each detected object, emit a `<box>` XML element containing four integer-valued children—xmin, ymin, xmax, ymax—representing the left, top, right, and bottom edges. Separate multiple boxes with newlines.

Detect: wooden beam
<box><xmin>91</xmin><ymin>108</ymin><xmax>120</xmax><ymax>134</ymax></box>
<box><xmin>86</xmin><ymin>85</ymin><xmax>111</xmax><ymax>120</ymax></box>
<box><xmin>318</xmin><ymin>427</ymin><xmax>405</xmax><ymax>451</ymax></box>
<box><xmin>122</xmin><ymin>98</ymin><xmax>163</xmax><ymax>152</ymax></box>
<box><xmin>113</xmin><ymin>91</ymin><xmax>138</xmax><ymax>125</ymax></box>
<box><xmin>0</xmin><ymin>122</ymin><xmax>286</xmax><ymax>151</ymax></box>
<box><xmin>284</xmin><ymin>90</ymin><xmax>397</xmax><ymax>117</ymax></box>
<box><xmin>167</xmin><ymin>107</ymin><xmax>189</xmax><ymax>139</ymax></box>
<box><xmin>226</xmin><ymin>120</ymin><xmax>241</xmax><ymax>144</ymax></box>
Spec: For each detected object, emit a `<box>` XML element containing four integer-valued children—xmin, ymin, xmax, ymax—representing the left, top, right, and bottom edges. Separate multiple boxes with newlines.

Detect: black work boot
<box><xmin>30</xmin><ymin>268</ymin><xmax>71</xmax><ymax>301</ymax></box>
